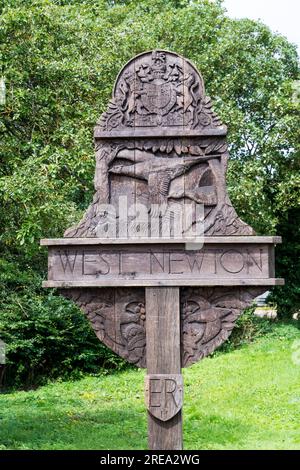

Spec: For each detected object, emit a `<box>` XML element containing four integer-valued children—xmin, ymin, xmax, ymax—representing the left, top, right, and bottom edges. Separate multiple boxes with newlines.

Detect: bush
<box><xmin>270</xmin><ymin>208</ymin><xmax>300</xmax><ymax>319</ymax></box>
<box><xmin>0</xmin><ymin>257</ymin><xmax>126</xmax><ymax>389</ymax></box>
<box><xmin>218</xmin><ymin>307</ymin><xmax>275</xmax><ymax>354</ymax></box>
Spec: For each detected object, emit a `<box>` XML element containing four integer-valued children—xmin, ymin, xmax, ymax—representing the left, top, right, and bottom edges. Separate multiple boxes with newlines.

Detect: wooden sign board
<box><xmin>41</xmin><ymin>237</ymin><xmax>282</xmax><ymax>287</ymax></box>
<box><xmin>41</xmin><ymin>50</ymin><xmax>283</xmax><ymax>450</ymax></box>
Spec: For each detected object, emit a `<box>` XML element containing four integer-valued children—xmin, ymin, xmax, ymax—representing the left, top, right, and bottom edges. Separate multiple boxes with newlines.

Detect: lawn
<box><xmin>0</xmin><ymin>323</ymin><xmax>299</xmax><ymax>450</ymax></box>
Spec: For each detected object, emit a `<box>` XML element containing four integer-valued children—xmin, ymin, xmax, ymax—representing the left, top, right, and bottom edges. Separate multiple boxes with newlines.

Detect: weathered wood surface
<box><xmin>45</xmin><ymin>279</ymin><xmax>283</xmax><ymax>287</ymax></box>
<box><xmin>145</xmin><ymin>374</ymin><xmax>183</xmax><ymax>422</ymax></box>
<box><xmin>45</xmin><ymin>243</ymin><xmax>279</xmax><ymax>285</ymax></box>
<box><xmin>62</xmin><ymin>286</ymin><xmax>266</xmax><ymax>369</ymax></box>
<box><xmin>94</xmin><ymin>128</ymin><xmax>228</xmax><ymax>138</ymax></box>
<box><xmin>146</xmin><ymin>287</ymin><xmax>183</xmax><ymax>450</ymax></box>
<box><xmin>63</xmin><ymin>51</ymin><xmax>256</xmax><ymax>239</ymax></box>
<box><xmin>41</xmin><ymin>236</ymin><xmax>282</xmax><ymax>245</ymax></box>
<box><xmin>41</xmin><ymin>50</ymin><xmax>284</xmax><ymax>366</ymax></box>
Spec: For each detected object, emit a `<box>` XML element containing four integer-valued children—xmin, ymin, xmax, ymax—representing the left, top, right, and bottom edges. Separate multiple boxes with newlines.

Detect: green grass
<box><xmin>0</xmin><ymin>323</ymin><xmax>299</xmax><ymax>450</ymax></box>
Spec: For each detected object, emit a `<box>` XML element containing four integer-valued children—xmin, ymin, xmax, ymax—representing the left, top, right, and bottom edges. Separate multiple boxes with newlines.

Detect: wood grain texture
<box><xmin>60</xmin><ymin>286</ymin><xmax>267</xmax><ymax>370</ymax></box>
<box><xmin>63</xmin><ymin>51</ymin><xmax>256</xmax><ymax>238</ymax></box>
<box><xmin>145</xmin><ymin>374</ymin><xmax>183</xmax><ymax>421</ymax></box>
<box><xmin>43</xmin><ymin>279</ymin><xmax>284</xmax><ymax>288</ymax></box>
<box><xmin>62</xmin><ymin>287</ymin><xmax>146</xmax><ymax>367</ymax></box>
<box><xmin>45</xmin><ymin>243</ymin><xmax>282</xmax><ymax>286</ymax></box>
<box><xmin>94</xmin><ymin>128</ymin><xmax>228</xmax><ymax>138</ymax></box>
<box><xmin>40</xmin><ymin>236</ymin><xmax>283</xmax><ymax>245</ymax></box>
<box><xmin>180</xmin><ymin>286</ymin><xmax>267</xmax><ymax>366</ymax></box>
<box><xmin>146</xmin><ymin>287</ymin><xmax>182</xmax><ymax>450</ymax></box>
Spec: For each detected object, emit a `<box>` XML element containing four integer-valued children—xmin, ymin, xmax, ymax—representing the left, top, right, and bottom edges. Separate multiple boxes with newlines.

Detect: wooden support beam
<box><xmin>145</xmin><ymin>287</ymin><xmax>183</xmax><ymax>450</ymax></box>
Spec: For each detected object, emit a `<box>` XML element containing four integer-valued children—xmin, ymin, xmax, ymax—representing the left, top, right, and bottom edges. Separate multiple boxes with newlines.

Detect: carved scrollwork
<box><xmin>60</xmin><ymin>287</ymin><xmax>266</xmax><ymax>369</ymax></box>
<box><xmin>46</xmin><ymin>50</ymin><xmax>277</xmax><ymax>374</ymax></box>
<box><xmin>65</xmin><ymin>136</ymin><xmax>254</xmax><ymax>238</ymax></box>
<box><xmin>64</xmin><ymin>50</ymin><xmax>254</xmax><ymax>239</ymax></box>
<box><xmin>121</xmin><ymin>301</ymin><xmax>146</xmax><ymax>365</ymax></box>
<box><xmin>61</xmin><ymin>288</ymin><xmax>146</xmax><ymax>368</ymax></box>
<box><xmin>181</xmin><ymin>287</ymin><xmax>266</xmax><ymax>367</ymax></box>
<box><xmin>96</xmin><ymin>50</ymin><xmax>223</xmax><ymax>131</ymax></box>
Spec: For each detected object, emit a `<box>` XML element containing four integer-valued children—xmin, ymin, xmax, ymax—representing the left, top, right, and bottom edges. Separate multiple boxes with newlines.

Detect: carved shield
<box><xmin>141</xmin><ymin>82</ymin><xmax>177</xmax><ymax>115</ymax></box>
<box><xmin>145</xmin><ymin>374</ymin><xmax>183</xmax><ymax>421</ymax></box>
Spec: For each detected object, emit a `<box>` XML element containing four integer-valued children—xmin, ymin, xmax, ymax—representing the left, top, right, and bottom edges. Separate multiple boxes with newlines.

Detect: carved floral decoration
<box><xmin>60</xmin><ymin>287</ymin><xmax>265</xmax><ymax>369</ymax></box>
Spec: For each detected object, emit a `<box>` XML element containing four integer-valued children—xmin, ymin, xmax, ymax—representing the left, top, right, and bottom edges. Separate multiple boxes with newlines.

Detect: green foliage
<box><xmin>0</xmin><ymin>0</ymin><xmax>299</xmax><ymax>387</ymax></box>
<box><xmin>1</xmin><ymin>0</ymin><xmax>299</xmax><ymax>253</ymax></box>
<box><xmin>0</xmin><ymin>257</ymin><xmax>126</xmax><ymax>389</ymax></box>
<box><xmin>218</xmin><ymin>308</ymin><xmax>275</xmax><ymax>353</ymax></box>
<box><xmin>270</xmin><ymin>208</ymin><xmax>300</xmax><ymax>318</ymax></box>
<box><xmin>219</xmin><ymin>306</ymin><xmax>300</xmax><ymax>353</ymax></box>
<box><xmin>0</xmin><ymin>326</ymin><xmax>299</xmax><ymax>449</ymax></box>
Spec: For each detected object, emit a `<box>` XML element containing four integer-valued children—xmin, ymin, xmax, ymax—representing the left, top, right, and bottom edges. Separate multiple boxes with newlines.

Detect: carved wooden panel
<box><xmin>60</xmin><ymin>286</ymin><xmax>265</xmax><ymax>369</ymax></box>
<box><xmin>181</xmin><ymin>286</ymin><xmax>266</xmax><ymax>367</ymax></box>
<box><xmin>47</xmin><ymin>243</ymin><xmax>274</xmax><ymax>286</ymax></box>
<box><xmin>64</xmin><ymin>50</ymin><xmax>254</xmax><ymax>239</ymax></box>
<box><xmin>145</xmin><ymin>374</ymin><xmax>183</xmax><ymax>421</ymax></box>
<box><xmin>61</xmin><ymin>288</ymin><xmax>146</xmax><ymax>368</ymax></box>
<box><xmin>64</xmin><ymin>137</ymin><xmax>254</xmax><ymax>238</ymax></box>
<box><xmin>96</xmin><ymin>50</ymin><xmax>222</xmax><ymax>131</ymax></box>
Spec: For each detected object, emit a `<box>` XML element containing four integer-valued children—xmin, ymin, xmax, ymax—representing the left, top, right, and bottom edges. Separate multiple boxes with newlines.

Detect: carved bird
<box><xmin>109</xmin><ymin>149</ymin><xmax>214</xmax><ymax>207</ymax></box>
<box><xmin>182</xmin><ymin>301</ymin><xmax>234</xmax><ymax>365</ymax></box>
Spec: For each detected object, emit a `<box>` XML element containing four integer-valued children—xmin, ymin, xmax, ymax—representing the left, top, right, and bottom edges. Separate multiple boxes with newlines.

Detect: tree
<box><xmin>0</xmin><ymin>0</ymin><xmax>299</xmax><ymax>386</ymax></box>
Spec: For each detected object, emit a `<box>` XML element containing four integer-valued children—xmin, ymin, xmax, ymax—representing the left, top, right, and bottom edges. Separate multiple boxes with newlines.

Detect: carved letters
<box><xmin>49</xmin><ymin>244</ymin><xmax>270</xmax><ymax>284</ymax></box>
<box><xmin>145</xmin><ymin>374</ymin><xmax>183</xmax><ymax>421</ymax></box>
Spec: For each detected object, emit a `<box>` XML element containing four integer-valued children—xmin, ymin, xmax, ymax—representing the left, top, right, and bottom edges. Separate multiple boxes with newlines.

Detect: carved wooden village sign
<box><xmin>41</xmin><ymin>51</ymin><xmax>284</xmax><ymax>449</ymax></box>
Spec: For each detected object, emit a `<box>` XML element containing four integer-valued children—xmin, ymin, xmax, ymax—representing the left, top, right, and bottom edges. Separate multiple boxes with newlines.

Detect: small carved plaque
<box><xmin>145</xmin><ymin>374</ymin><xmax>183</xmax><ymax>421</ymax></box>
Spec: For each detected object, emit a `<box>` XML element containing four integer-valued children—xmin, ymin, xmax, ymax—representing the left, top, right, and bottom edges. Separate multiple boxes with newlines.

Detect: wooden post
<box><xmin>145</xmin><ymin>287</ymin><xmax>183</xmax><ymax>450</ymax></box>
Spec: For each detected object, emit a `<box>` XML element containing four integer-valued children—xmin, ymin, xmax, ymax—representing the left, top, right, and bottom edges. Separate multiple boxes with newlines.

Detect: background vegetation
<box><xmin>0</xmin><ymin>0</ymin><xmax>299</xmax><ymax>388</ymax></box>
<box><xmin>0</xmin><ymin>323</ymin><xmax>299</xmax><ymax>449</ymax></box>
